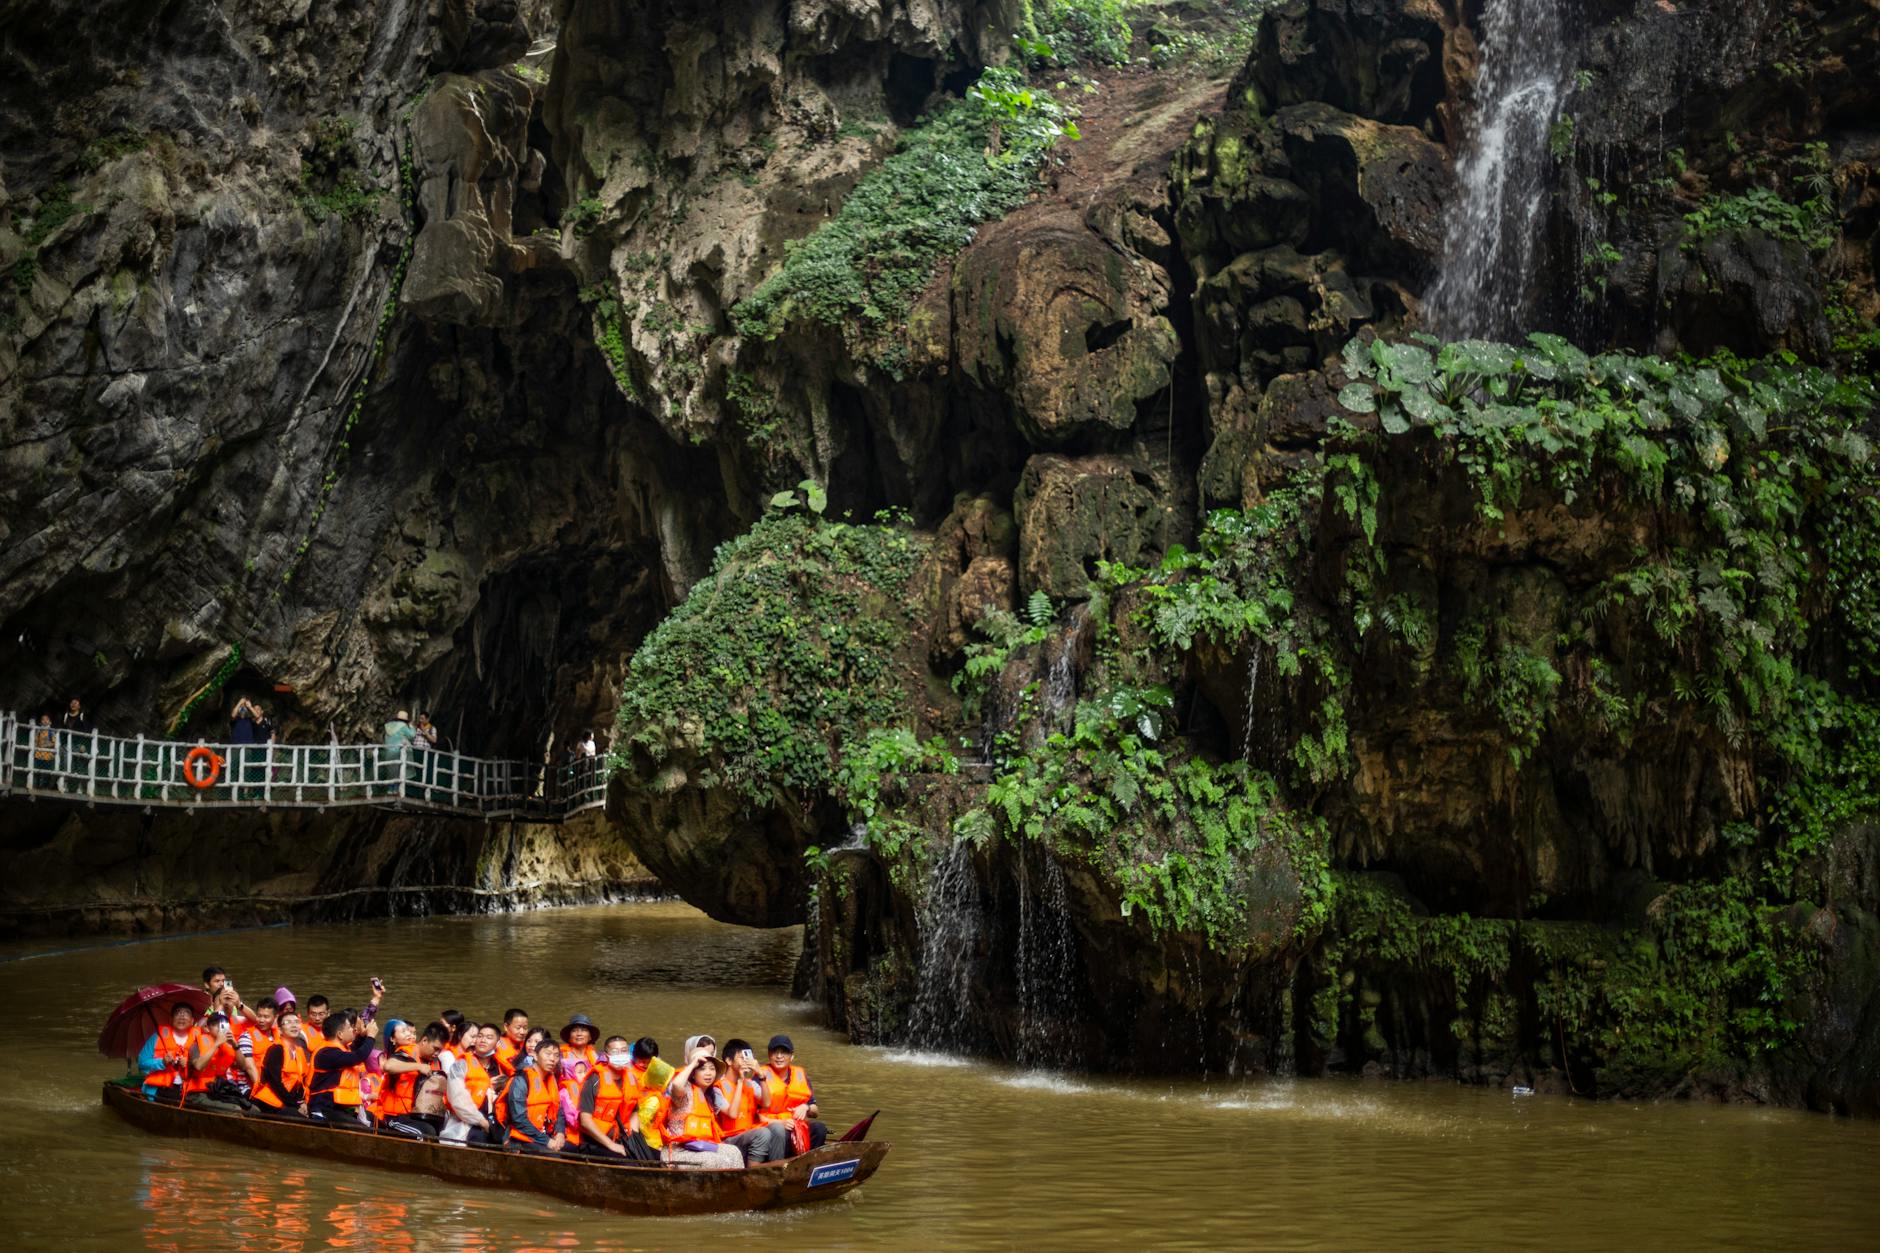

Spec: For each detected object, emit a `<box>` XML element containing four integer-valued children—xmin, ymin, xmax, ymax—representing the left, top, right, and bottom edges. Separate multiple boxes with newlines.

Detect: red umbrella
<box><xmin>98</xmin><ymin>983</ymin><xmax>212</xmax><ymax>1059</ymax></box>
<box><xmin>837</xmin><ymin>1110</ymin><xmax>879</xmax><ymax>1142</ymax></box>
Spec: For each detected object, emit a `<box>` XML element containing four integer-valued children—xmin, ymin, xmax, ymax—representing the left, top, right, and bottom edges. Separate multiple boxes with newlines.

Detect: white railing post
<box><xmin>133</xmin><ymin>733</ymin><xmax>145</xmax><ymax>803</ymax></box>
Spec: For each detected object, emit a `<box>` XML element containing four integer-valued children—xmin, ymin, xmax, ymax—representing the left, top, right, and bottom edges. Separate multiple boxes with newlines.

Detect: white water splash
<box><xmin>905</xmin><ymin>839</ymin><xmax>984</xmax><ymax>1051</ymax></box>
<box><xmin>1426</xmin><ymin>0</ymin><xmax>1569</xmax><ymax>337</ymax></box>
<box><xmin>1015</xmin><ymin>848</ymin><xmax>1080</xmax><ymax>1068</ymax></box>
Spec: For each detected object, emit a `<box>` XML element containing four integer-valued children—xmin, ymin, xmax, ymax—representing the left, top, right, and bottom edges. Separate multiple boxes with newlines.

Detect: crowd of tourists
<box><xmin>137</xmin><ymin>967</ymin><xmax>828</xmax><ymax>1170</ymax></box>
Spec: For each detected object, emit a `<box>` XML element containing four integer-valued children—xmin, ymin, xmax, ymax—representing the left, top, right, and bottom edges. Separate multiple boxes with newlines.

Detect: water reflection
<box><xmin>4</xmin><ymin>903</ymin><xmax>1878</xmax><ymax>1251</ymax></box>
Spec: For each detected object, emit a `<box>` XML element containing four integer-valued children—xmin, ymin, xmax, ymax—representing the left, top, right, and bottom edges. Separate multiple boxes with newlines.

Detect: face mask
<box><xmin>608</xmin><ymin>1052</ymin><xmax>632</xmax><ymax>1068</ymax></box>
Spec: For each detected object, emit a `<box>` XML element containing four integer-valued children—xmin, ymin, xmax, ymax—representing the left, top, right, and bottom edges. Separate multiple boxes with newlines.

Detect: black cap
<box><xmin>767</xmin><ymin>1034</ymin><xmax>794</xmax><ymax>1053</ymax></box>
<box><xmin>560</xmin><ymin>1013</ymin><xmax>599</xmax><ymax>1043</ymax></box>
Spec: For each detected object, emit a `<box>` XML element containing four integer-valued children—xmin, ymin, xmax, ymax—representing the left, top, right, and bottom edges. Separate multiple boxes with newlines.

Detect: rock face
<box><xmin>0</xmin><ymin>803</ymin><xmax>654</xmax><ymax>939</ymax></box>
<box><xmin>4</xmin><ymin>0</ymin><xmax>1878</xmax><ymax>1116</ymax></box>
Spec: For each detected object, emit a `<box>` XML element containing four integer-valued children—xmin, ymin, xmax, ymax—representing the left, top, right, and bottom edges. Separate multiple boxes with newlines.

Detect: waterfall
<box><xmin>1425</xmin><ymin>0</ymin><xmax>1569</xmax><ymax>337</ymax></box>
<box><xmin>906</xmin><ymin>839</ymin><xmax>984</xmax><ymax>1051</ymax></box>
<box><xmin>1240</xmin><ymin>645</ymin><xmax>1262</xmax><ymax>763</ymax></box>
<box><xmin>1015</xmin><ymin>847</ymin><xmax>1079</xmax><ymax>1068</ymax></box>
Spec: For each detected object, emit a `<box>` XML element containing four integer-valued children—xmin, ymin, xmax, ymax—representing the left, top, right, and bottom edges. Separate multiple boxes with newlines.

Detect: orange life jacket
<box><xmin>310</xmin><ymin>1044</ymin><xmax>365</xmax><ymax>1107</ymax></box>
<box><xmin>580</xmin><ymin>1066</ymin><xmax>633</xmax><ymax>1142</ymax></box>
<box><xmin>144</xmin><ymin>1026</ymin><xmax>199</xmax><ymax>1090</ymax></box>
<box><xmin>716</xmin><ymin>1075</ymin><xmax>761</xmax><ymax>1135</ymax></box>
<box><xmin>675</xmin><ymin>1081</ymin><xmax>722</xmax><ymax>1144</ymax></box>
<box><xmin>375</xmin><ymin>1048</ymin><xmax>425</xmax><ymax>1117</ymax></box>
<box><xmin>563</xmin><ymin>1041</ymin><xmax>598</xmax><ymax>1070</ymax></box>
<box><xmin>184</xmin><ymin>1038</ymin><xmax>237</xmax><ymax>1095</ymax></box>
<box><xmin>302</xmin><ymin>1022</ymin><xmax>330</xmax><ymax>1052</ymax></box>
<box><xmin>494</xmin><ymin>1035</ymin><xmax>525</xmax><ymax>1077</ymax></box>
<box><xmin>508</xmin><ymin>1067</ymin><xmax>559</xmax><ymax>1144</ymax></box>
<box><xmin>241</xmin><ymin>1023</ymin><xmax>280</xmax><ymax>1077</ymax></box>
<box><xmin>461</xmin><ymin>1052</ymin><xmax>494</xmax><ymax>1111</ymax></box>
<box><xmin>253</xmin><ymin>1037</ymin><xmax>311</xmax><ymax>1109</ymax></box>
<box><xmin>759</xmin><ymin>1064</ymin><xmax>812</xmax><ymax>1122</ymax></box>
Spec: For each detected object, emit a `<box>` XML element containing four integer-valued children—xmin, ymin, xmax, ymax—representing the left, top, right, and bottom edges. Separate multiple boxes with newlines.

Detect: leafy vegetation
<box><xmin>610</xmin><ymin>513</ymin><xmax>928</xmax><ymax>805</ymax></box>
<box><xmin>952</xmin><ymin>590</ymin><xmax>1055</xmax><ymax>723</ymax></box>
<box><xmin>297</xmin><ymin>118</ymin><xmax>382</xmax><ymax>223</ymax></box>
<box><xmin>1021</xmin><ymin>0</ymin><xmax>1135</xmax><ymax>67</ymax></box>
<box><xmin>731</xmin><ymin>66</ymin><xmax>1077</xmax><ymax>372</ymax></box>
<box><xmin>1682</xmin><ymin>144</ymin><xmax>1838</xmax><ymax>253</ymax></box>
<box><xmin>839</xmin><ymin>728</ymin><xmax>962</xmax><ymax>862</ymax></box>
<box><xmin>580</xmin><ymin>283</ymin><xmax>638</xmax><ymax>400</ymax></box>
<box><xmin>979</xmin><ymin>684</ymin><xmax>1334</xmax><ymax>945</ymax></box>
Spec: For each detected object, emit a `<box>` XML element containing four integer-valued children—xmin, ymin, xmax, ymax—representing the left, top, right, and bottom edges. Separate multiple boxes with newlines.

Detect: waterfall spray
<box><xmin>906</xmin><ymin>840</ymin><xmax>985</xmax><ymax>1051</ymax></box>
<box><xmin>1015</xmin><ymin>846</ymin><xmax>1080</xmax><ymax>1068</ymax></box>
<box><xmin>1425</xmin><ymin>0</ymin><xmax>1569</xmax><ymax>337</ymax></box>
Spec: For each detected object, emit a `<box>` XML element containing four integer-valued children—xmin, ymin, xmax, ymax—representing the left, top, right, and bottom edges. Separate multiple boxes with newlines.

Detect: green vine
<box><xmin>164</xmin><ymin>643</ymin><xmax>244</xmax><ymax>735</ymax></box>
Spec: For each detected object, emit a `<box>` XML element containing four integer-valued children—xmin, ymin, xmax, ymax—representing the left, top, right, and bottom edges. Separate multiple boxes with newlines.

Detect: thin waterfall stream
<box><xmin>906</xmin><ymin>837</ymin><xmax>985</xmax><ymax>1051</ymax></box>
<box><xmin>1015</xmin><ymin>846</ymin><xmax>1080</xmax><ymax>1068</ymax></box>
<box><xmin>1425</xmin><ymin>0</ymin><xmax>1570</xmax><ymax>336</ymax></box>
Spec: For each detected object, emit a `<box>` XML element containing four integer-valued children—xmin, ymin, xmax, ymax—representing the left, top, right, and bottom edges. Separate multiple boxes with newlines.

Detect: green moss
<box><xmin>1310</xmin><ymin>872</ymin><xmax>1808</xmax><ymax>1089</ymax></box>
<box><xmin>297</xmin><ymin>118</ymin><xmax>381</xmax><ymax>224</ymax></box>
<box><xmin>580</xmin><ymin>283</ymin><xmax>638</xmax><ymax>400</ymax></box>
<box><xmin>731</xmin><ymin>67</ymin><xmax>1077</xmax><ymax>373</ymax></box>
<box><xmin>611</xmin><ymin>514</ymin><xmax>929</xmax><ymax>805</ymax></box>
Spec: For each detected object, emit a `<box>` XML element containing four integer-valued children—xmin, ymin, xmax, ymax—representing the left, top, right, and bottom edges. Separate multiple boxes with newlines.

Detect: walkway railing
<box><xmin>0</xmin><ymin>712</ymin><xmax>607</xmax><ymax>821</ymax></box>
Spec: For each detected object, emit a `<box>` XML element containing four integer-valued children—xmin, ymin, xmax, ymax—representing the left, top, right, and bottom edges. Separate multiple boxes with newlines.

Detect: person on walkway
<box><xmin>443</xmin><ymin>1023</ymin><xmax>499</xmax><ymax>1145</ymax></box>
<box><xmin>506</xmin><ymin>1038</ymin><xmax>566</xmax><ymax>1154</ymax></box>
<box><xmin>380</xmin><ymin>710</ymin><xmax>416</xmax><ymax>797</ymax></box>
<box><xmin>560</xmin><ymin>1013</ymin><xmax>601</xmax><ymax>1069</ymax></box>
<box><xmin>412</xmin><ymin>712</ymin><xmax>440</xmax><ymax>798</ymax></box>
<box><xmin>32</xmin><ymin>714</ymin><xmax>57</xmax><ymax>788</ymax></box>
<box><xmin>60</xmin><ymin>698</ymin><xmax>90</xmax><ymax>733</ymax></box>
<box><xmin>308</xmin><ymin>1008</ymin><xmax>377</xmax><ymax>1127</ymax></box>
<box><xmin>182</xmin><ymin>1012</ymin><xmax>249</xmax><ymax>1112</ymax></box>
<box><xmin>661</xmin><ymin>1049</ymin><xmax>744</xmax><ymax>1169</ymax></box>
<box><xmin>495</xmin><ymin>1008</ymin><xmax>529</xmax><ymax>1077</ymax></box>
<box><xmin>759</xmin><ymin>1035</ymin><xmax>827</xmax><ymax>1150</ymax></box>
<box><xmin>253</xmin><ymin>1009</ymin><xmax>314</xmax><ymax>1118</ymax></box>
<box><xmin>138</xmin><ymin>1001</ymin><xmax>201</xmax><ymax>1103</ymax></box>
<box><xmin>229</xmin><ymin>698</ymin><xmax>262</xmax><ymax>798</ymax></box>
<box><xmin>230</xmin><ymin>698</ymin><xmax>261</xmax><ymax>744</ymax></box>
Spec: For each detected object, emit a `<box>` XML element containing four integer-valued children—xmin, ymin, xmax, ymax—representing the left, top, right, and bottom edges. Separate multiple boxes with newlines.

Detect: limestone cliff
<box><xmin>3</xmin><ymin>0</ymin><xmax>1877</xmax><ymax>1114</ymax></box>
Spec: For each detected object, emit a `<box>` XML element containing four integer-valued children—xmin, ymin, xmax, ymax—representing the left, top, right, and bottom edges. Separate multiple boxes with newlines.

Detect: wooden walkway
<box><xmin>0</xmin><ymin>712</ymin><xmax>606</xmax><ymax>822</ymax></box>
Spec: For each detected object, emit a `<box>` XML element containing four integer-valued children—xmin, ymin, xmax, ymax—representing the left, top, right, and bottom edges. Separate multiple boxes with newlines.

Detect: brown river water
<box><xmin>1</xmin><ymin>901</ymin><xmax>1875</xmax><ymax>1250</ymax></box>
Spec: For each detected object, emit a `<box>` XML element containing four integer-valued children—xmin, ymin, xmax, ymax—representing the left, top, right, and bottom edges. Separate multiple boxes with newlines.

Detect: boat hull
<box><xmin>102</xmin><ymin>1082</ymin><xmax>887</xmax><ymax>1217</ymax></box>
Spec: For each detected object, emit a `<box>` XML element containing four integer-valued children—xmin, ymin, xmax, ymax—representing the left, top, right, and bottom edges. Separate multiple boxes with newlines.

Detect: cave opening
<box><xmin>884</xmin><ymin>52</ymin><xmax>939</xmax><ymax>126</ymax></box>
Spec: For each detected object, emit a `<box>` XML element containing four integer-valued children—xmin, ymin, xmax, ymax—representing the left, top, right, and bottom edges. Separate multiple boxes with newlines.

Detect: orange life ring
<box><xmin>182</xmin><ymin>746</ymin><xmax>223</xmax><ymax>790</ymax></box>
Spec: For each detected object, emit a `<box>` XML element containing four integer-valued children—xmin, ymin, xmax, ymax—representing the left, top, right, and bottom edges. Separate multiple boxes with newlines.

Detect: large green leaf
<box><xmin>1337</xmin><ymin>382</ymin><xmax>1377</xmax><ymax>414</ymax></box>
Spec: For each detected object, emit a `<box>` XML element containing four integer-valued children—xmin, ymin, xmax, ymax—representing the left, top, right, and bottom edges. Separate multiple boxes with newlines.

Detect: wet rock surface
<box><xmin>3</xmin><ymin>0</ymin><xmax>1878</xmax><ymax>1115</ymax></box>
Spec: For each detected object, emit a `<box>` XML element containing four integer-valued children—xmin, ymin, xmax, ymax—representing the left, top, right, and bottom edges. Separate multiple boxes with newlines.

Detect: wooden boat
<box><xmin>102</xmin><ymin>1082</ymin><xmax>889</xmax><ymax>1217</ymax></box>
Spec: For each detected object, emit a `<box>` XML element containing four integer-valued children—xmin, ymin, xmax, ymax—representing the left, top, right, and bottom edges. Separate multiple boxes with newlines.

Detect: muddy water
<box><xmin>2</xmin><ymin>902</ymin><xmax>1875</xmax><ymax>1250</ymax></box>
